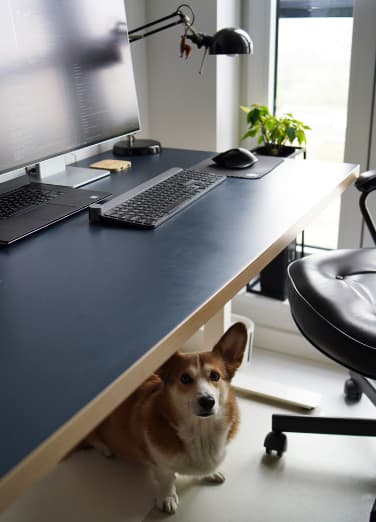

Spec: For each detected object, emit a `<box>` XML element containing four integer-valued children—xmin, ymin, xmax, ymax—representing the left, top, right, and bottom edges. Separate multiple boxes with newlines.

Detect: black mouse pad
<box><xmin>192</xmin><ymin>154</ymin><xmax>284</xmax><ymax>179</ymax></box>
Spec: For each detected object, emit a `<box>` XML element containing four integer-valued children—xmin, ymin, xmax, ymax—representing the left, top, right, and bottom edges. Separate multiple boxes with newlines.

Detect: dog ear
<box><xmin>212</xmin><ymin>322</ymin><xmax>248</xmax><ymax>379</ymax></box>
<box><xmin>155</xmin><ymin>352</ymin><xmax>180</xmax><ymax>382</ymax></box>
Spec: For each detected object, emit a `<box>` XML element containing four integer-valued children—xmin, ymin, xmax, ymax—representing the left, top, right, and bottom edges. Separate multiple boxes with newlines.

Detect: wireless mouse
<box><xmin>212</xmin><ymin>147</ymin><xmax>258</xmax><ymax>169</ymax></box>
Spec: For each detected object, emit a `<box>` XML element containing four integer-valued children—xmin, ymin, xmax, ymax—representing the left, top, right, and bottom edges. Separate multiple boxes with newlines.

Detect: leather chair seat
<box><xmin>288</xmin><ymin>248</ymin><xmax>376</xmax><ymax>379</ymax></box>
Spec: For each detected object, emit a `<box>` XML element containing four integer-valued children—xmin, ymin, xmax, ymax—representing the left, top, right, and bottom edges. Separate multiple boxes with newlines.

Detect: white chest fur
<box><xmin>149</xmin><ymin>415</ymin><xmax>230</xmax><ymax>476</ymax></box>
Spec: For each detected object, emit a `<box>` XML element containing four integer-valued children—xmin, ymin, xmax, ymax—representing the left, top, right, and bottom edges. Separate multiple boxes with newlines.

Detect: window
<box><xmin>275</xmin><ymin>0</ymin><xmax>353</xmax><ymax>249</ymax></box>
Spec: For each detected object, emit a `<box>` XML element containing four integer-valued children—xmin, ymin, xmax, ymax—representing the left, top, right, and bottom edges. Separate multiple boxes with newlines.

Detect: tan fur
<box><xmin>85</xmin><ymin>322</ymin><xmax>248</xmax><ymax>514</ymax></box>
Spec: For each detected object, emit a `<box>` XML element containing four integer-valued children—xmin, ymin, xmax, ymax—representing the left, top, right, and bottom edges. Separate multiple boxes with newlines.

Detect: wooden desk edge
<box><xmin>0</xmin><ymin>166</ymin><xmax>358</xmax><ymax>513</ymax></box>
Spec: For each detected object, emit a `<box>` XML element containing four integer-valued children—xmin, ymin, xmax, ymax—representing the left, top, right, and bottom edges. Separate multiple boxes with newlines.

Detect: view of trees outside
<box><xmin>275</xmin><ymin>16</ymin><xmax>353</xmax><ymax>249</ymax></box>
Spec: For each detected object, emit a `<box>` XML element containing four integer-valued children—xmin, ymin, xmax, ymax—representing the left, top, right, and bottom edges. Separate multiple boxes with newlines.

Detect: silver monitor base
<box><xmin>34</xmin><ymin>165</ymin><xmax>110</xmax><ymax>188</ymax></box>
<box><xmin>26</xmin><ymin>156</ymin><xmax>110</xmax><ymax>188</ymax></box>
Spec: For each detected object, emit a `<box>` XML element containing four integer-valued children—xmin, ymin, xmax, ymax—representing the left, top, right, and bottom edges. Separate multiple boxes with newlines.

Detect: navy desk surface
<box><xmin>0</xmin><ymin>148</ymin><xmax>358</xmax><ymax>511</ymax></box>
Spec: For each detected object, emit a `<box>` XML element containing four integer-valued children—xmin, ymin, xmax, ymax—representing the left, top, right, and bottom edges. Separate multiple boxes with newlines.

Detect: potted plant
<box><xmin>240</xmin><ymin>103</ymin><xmax>310</xmax><ymax>158</ymax></box>
<box><xmin>241</xmin><ymin>104</ymin><xmax>310</xmax><ymax>300</ymax></box>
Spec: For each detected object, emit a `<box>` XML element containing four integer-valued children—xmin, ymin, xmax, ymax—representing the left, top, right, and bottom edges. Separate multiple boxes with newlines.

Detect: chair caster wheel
<box><xmin>264</xmin><ymin>431</ymin><xmax>287</xmax><ymax>457</ymax></box>
<box><xmin>344</xmin><ymin>377</ymin><xmax>362</xmax><ymax>402</ymax></box>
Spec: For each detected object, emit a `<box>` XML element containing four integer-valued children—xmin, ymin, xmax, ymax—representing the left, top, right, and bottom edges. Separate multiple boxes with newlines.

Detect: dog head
<box><xmin>157</xmin><ymin>322</ymin><xmax>248</xmax><ymax>419</ymax></box>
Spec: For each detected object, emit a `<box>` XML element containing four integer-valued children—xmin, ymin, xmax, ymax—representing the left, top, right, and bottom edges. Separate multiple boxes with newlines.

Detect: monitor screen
<box><xmin>0</xmin><ymin>0</ymin><xmax>140</xmax><ymax>178</ymax></box>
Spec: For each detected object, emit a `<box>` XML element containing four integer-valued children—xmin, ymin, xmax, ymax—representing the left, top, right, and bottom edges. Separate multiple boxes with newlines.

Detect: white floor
<box><xmin>1</xmin><ymin>349</ymin><xmax>376</xmax><ymax>522</ymax></box>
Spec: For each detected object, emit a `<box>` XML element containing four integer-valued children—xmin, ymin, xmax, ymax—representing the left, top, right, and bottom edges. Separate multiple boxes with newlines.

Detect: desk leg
<box><xmin>203</xmin><ymin>303</ymin><xmax>232</xmax><ymax>349</ymax></box>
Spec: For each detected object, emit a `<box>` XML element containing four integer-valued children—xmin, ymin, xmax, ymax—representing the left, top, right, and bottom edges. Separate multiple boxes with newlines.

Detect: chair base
<box><xmin>264</xmin><ymin>371</ymin><xmax>376</xmax><ymax>521</ymax></box>
<box><xmin>264</xmin><ymin>371</ymin><xmax>376</xmax><ymax>456</ymax></box>
<box><xmin>345</xmin><ymin>370</ymin><xmax>376</xmax><ymax>405</ymax></box>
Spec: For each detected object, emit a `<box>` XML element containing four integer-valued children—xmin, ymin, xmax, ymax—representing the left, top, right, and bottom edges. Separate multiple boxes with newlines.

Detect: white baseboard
<box><xmin>232</xmin><ymin>291</ymin><xmax>336</xmax><ymax>367</ymax></box>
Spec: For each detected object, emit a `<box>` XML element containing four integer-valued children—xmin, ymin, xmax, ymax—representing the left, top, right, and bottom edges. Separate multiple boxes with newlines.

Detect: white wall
<box><xmin>146</xmin><ymin>0</ymin><xmax>217</xmax><ymax>151</ymax></box>
<box><xmin>145</xmin><ymin>0</ymin><xmax>247</xmax><ymax>152</ymax></box>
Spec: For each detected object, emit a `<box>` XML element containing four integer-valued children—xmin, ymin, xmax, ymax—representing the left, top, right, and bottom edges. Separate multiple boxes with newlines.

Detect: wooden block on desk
<box><xmin>90</xmin><ymin>159</ymin><xmax>132</xmax><ymax>172</ymax></box>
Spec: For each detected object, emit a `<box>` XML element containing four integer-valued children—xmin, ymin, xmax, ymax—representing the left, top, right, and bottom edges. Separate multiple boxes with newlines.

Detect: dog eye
<box><xmin>210</xmin><ymin>371</ymin><xmax>220</xmax><ymax>382</ymax></box>
<box><xmin>181</xmin><ymin>373</ymin><xmax>193</xmax><ymax>384</ymax></box>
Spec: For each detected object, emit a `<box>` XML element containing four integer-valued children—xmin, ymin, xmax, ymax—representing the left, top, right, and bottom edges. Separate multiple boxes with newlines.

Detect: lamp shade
<box><xmin>208</xmin><ymin>28</ymin><xmax>253</xmax><ymax>55</ymax></box>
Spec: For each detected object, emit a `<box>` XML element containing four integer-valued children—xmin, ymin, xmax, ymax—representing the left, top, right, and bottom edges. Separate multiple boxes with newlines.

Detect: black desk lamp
<box><xmin>113</xmin><ymin>4</ymin><xmax>253</xmax><ymax>157</ymax></box>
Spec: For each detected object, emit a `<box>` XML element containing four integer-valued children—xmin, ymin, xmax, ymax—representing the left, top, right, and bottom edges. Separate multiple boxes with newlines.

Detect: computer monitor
<box><xmin>0</xmin><ymin>0</ymin><xmax>140</xmax><ymax>187</ymax></box>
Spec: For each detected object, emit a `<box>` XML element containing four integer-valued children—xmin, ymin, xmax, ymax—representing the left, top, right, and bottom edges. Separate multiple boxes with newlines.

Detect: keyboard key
<box><xmin>0</xmin><ymin>186</ymin><xmax>63</xmax><ymax>219</ymax></box>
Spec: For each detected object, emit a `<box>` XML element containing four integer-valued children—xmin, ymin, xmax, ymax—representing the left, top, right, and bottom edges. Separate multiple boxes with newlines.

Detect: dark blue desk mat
<box><xmin>193</xmin><ymin>154</ymin><xmax>284</xmax><ymax>179</ymax></box>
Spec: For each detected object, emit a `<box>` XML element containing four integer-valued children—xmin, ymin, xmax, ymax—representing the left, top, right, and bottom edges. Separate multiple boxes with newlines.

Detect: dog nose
<box><xmin>198</xmin><ymin>395</ymin><xmax>215</xmax><ymax>412</ymax></box>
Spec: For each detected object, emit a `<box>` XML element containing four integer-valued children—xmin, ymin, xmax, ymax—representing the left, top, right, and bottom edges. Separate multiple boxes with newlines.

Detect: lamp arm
<box><xmin>129</xmin><ymin>19</ymin><xmax>185</xmax><ymax>43</ymax></box>
<box><xmin>128</xmin><ymin>4</ymin><xmax>252</xmax><ymax>57</ymax></box>
<box><xmin>128</xmin><ymin>4</ymin><xmax>205</xmax><ymax>47</ymax></box>
<box><xmin>129</xmin><ymin>10</ymin><xmax>186</xmax><ymax>43</ymax></box>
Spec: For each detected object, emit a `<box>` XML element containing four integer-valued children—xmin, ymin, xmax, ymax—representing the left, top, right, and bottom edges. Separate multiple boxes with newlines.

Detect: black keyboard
<box><xmin>0</xmin><ymin>185</ymin><xmax>63</xmax><ymax>219</ymax></box>
<box><xmin>89</xmin><ymin>167</ymin><xmax>226</xmax><ymax>229</ymax></box>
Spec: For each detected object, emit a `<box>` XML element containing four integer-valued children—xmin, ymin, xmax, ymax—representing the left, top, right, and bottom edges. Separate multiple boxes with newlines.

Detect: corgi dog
<box><xmin>86</xmin><ymin>322</ymin><xmax>248</xmax><ymax>514</ymax></box>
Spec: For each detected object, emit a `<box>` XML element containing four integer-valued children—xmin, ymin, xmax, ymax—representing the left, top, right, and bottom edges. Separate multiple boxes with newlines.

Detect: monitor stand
<box><xmin>26</xmin><ymin>155</ymin><xmax>110</xmax><ymax>188</ymax></box>
<box><xmin>113</xmin><ymin>134</ymin><xmax>161</xmax><ymax>156</ymax></box>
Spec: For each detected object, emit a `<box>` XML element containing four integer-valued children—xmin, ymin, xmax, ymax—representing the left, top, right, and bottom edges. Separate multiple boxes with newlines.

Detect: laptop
<box><xmin>0</xmin><ymin>176</ymin><xmax>111</xmax><ymax>245</ymax></box>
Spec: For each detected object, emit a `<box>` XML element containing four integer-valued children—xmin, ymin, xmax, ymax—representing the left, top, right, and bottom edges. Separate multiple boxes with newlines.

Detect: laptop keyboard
<box><xmin>89</xmin><ymin>167</ymin><xmax>226</xmax><ymax>229</ymax></box>
<box><xmin>0</xmin><ymin>185</ymin><xmax>64</xmax><ymax>219</ymax></box>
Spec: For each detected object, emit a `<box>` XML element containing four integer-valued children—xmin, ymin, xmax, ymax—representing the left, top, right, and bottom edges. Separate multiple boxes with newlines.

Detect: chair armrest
<box><xmin>355</xmin><ymin>169</ymin><xmax>376</xmax><ymax>193</ymax></box>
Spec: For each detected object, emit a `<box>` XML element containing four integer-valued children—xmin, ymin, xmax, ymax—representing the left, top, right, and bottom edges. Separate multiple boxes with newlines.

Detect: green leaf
<box><xmin>240</xmin><ymin>130</ymin><xmax>252</xmax><ymax>141</ymax></box>
<box><xmin>286</xmin><ymin>126</ymin><xmax>296</xmax><ymax>143</ymax></box>
<box><xmin>240</xmin><ymin>103</ymin><xmax>310</xmax><ymax>150</ymax></box>
<box><xmin>296</xmin><ymin>129</ymin><xmax>306</xmax><ymax>144</ymax></box>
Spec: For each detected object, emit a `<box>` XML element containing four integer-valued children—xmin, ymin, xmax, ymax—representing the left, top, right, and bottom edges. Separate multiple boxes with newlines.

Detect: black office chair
<box><xmin>264</xmin><ymin>169</ymin><xmax>376</xmax><ymax>522</ymax></box>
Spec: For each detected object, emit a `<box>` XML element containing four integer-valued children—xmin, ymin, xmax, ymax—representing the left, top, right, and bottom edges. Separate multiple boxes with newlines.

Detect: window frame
<box><xmin>243</xmin><ymin>0</ymin><xmax>376</xmax><ymax>248</ymax></box>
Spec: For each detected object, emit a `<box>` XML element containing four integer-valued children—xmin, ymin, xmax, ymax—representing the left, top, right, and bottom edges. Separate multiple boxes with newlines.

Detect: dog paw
<box><xmin>94</xmin><ymin>442</ymin><xmax>113</xmax><ymax>458</ymax></box>
<box><xmin>157</xmin><ymin>492</ymin><xmax>179</xmax><ymax>514</ymax></box>
<box><xmin>100</xmin><ymin>447</ymin><xmax>113</xmax><ymax>458</ymax></box>
<box><xmin>204</xmin><ymin>470</ymin><xmax>225</xmax><ymax>484</ymax></box>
